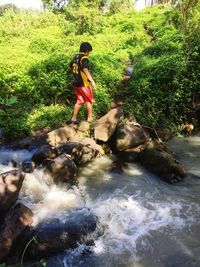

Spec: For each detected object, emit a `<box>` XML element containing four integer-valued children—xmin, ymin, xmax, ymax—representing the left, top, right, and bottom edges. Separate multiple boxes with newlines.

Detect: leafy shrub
<box><xmin>0</xmin><ymin>4</ymin><xmax>199</xmax><ymax>138</ymax></box>
<box><xmin>0</xmin><ymin>109</ymin><xmax>30</xmax><ymax>139</ymax></box>
<box><xmin>124</xmin><ymin>5</ymin><xmax>192</xmax><ymax>129</ymax></box>
<box><xmin>27</xmin><ymin>104</ymin><xmax>72</xmax><ymax>130</ymax></box>
<box><xmin>28</xmin><ymin>54</ymin><xmax>73</xmax><ymax>105</ymax></box>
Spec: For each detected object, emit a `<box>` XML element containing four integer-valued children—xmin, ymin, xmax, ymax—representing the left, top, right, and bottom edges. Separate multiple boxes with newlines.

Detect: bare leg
<box><xmin>86</xmin><ymin>102</ymin><xmax>93</xmax><ymax>121</ymax></box>
<box><xmin>71</xmin><ymin>103</ymin><xmax>82</xmax><ymax>121</ymax></box>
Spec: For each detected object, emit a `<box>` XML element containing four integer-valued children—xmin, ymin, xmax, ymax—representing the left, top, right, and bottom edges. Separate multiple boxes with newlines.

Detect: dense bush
<box><xmin>123</xmin><ymin>5</ymin><xmax>199</xmax><ymax>132</ymax></box>
<box><xmin>0</xmin><ymin>4</ymin><xmax>199</xmax><ymax>139</ymax></box>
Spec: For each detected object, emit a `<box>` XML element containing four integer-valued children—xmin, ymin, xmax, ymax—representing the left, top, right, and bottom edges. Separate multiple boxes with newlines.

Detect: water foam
<box><xmin>0</xmin><ymin>149</ymin><xmax>33</xmax><ymax>165</ymax></box>
<box><xmin>1</xmin><ymin>145</ymin><xmax>200</xmax><ymax>266</ymax></box>
<box><xmin>78</xmin><ymin>161</ymin><xmax>200</xmax><ymax>263</ymax></box>
<box><xmin>20</xmin><ymin>169</ymin><xmax>85</xmax><ymax>225</ymax></box>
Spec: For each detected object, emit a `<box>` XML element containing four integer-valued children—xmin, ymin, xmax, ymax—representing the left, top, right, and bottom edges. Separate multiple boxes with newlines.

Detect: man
<box><xmin>70</xmin><ymin>42</ymin><xmax>96</xmax><ymax>124</ymax></box>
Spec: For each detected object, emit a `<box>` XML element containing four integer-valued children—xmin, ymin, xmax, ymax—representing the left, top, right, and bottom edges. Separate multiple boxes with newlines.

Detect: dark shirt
<box><xmin>70</xmin><ymin>53</ymin><xmax>90</xmax><ymax>87</ymax></box>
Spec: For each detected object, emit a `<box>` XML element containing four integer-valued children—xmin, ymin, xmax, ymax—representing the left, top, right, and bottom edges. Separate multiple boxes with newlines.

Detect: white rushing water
<box><xmin>0</xmin><ymin>136</ymin><xmax>200</xmax><ymax>267</ymax></box>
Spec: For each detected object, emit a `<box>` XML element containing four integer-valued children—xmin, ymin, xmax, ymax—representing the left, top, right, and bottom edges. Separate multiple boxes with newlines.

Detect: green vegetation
<box><xmin>0</xmin><ymin>1</ymin><xmax>199</xmax><ymax>139</ymax></box>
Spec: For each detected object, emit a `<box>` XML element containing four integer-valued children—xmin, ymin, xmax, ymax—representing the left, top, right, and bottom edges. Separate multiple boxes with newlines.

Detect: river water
<box><xmin>0</xmin><ymin>136</ymin><xmax>200</xmax><ymax>267</ymax></box>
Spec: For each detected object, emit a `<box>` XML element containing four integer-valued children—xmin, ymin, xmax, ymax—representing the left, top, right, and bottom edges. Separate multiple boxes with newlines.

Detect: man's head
<box><xmin>79</xmin><ymin>42</ymin><xmax>93</xmax><ymax>54</ymax></box>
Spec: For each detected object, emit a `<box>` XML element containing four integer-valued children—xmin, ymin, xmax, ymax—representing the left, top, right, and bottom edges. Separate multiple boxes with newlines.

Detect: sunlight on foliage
<box><xmin>0</xmin><ymin>3</ymin><xmax>199</xmax><ymax>138</ymax></box>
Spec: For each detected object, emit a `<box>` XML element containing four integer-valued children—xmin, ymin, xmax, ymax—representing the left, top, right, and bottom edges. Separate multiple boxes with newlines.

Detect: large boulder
<box><xmin>57</xmin><ymin>142</ymin><xmax>99</xmax><ymax>166</ymax></box>
<box><xmin>117</xmin><ymin>139</ymin><xmax>186</xmax><ymax>183</ymax></box>
<box><xmin>45</xmin><ymin>154</ymin><xmax>78</xmax><ymax>184</ymax></box>
<box><xmin>94</xmin><ymin>107</ymin><xmax>123</xmax><ymax>142</ymax></box>
<box><xmin>0</xmin><ymin>170</ymin><xmax>25</xmax><ymax>212</ymax></box>
<box><xmin>47</xmin><ymin>126</ymin><xmax>76</xmax><ymax>146</ymax></box>
<box><xmin>0</xmin><ymin>203</ymin><xmax>33</xmax><ymax>262</ymax></box>
<box><xmin>110</xmin><ymin>124</ymin><xmax>149</xmax><ymax>152</ymax></box>
<box><xmin>137</xmin><ymin>148</ymin><xmax>186</xmax><ymax>183</ymax></box>
<box><xmin>31</xmin><ymin>145</ymin><xmax>58</xmax><ymax>166</ymax></box>
<box><xmin>17</xmin><ymin>213</ymin><xmax>97</xmax><ymax>261</ymax></box>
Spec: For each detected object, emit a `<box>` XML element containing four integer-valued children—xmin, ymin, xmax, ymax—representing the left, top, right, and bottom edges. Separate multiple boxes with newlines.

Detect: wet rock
<box><xmin>81</xmin><ymin>138</ymin><xmax>104</xmax><ymax>156</ymax></box>
<box><xmin>0</xmin><ymin>170</ymin><xmax>25</xmax><ymax>212</ymax></box>
<box><xmin>0</xmin><ymin>203</ymin><xmax>33</xmax><ymax>262</ymax></box>
<box><xmin>117</xmin><ymin>149</ymin><xmax>139</xmax><ymax>163</ymax></box>
<box><xmin>31</xmin><ymin>145</ymin><xmax>58</xmax><ymax>166</ymax></box>
<box><xmin>57</xmin><ymin>142</ymin><xmax>99</xmax><ymax>166</ymax></box>
<box><xmin>47</xmin><ymin>126</ymin><xmax>76</xmax><ymax>146</ymax></box>
<box><xmin>22</xmin><ymin>160</ymin><xmax>35</xmax><ymax>173</ymax></box>
<box><xmin>109</xmin><ymin>158</ymin><xmax>127</xmax><ymax>173</ymax></box>
<box><xmin>116</xmin><ymin>139</ymin><xmax>186</xmax><ymax>183</ymax></box>
<box><xmin>110</xmin><ymin>124</ymin><xmax>149</xmax><ymax>152</ymax></box>
<box><xmin>57</xmin><ymin>142</ymin><xmax>79</xmax><ymax>155</ymax></box>
<box><xmin>19</xmin><ymin>213</ymin><xmax>97</xmax><ymax>261</ymax></box>
<box><xmin>137</xmin><ymin>148</ymin><xmax>186</xmax><ymax>183</ymax></box>
<box><xmin>156</xmin><ymin>127</ymin><xmax>173</xmax><ymax>142</ymax></box>
<box><xmin>2</xmin><ymin>159</ymin><xmax>17</xmax><ymax>168</ymax></box>
<box><xmin>94</xmin><ymin>107</ymin><xmax>123</xmax><ymax>142</ymax></box>
<box><xmin>72</xmin><ymin>144</ymin><xmax>98</xmax><ymax>165</ymax></box>
<box><xmin>15</xmin><ymin>137</ymin><xmax>33</xmax><ymax>149</ymax></box>
<box><xmin>45</xmin><ymin>154</ymin><xmax>78</xmax><ymax>184</ymax></box>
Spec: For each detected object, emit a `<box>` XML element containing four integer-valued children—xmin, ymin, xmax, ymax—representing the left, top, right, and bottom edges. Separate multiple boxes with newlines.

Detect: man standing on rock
<box><xmin>69</xmin><ymin>42</ymin><xmax>97</xmax><ymax>124</ymax></box>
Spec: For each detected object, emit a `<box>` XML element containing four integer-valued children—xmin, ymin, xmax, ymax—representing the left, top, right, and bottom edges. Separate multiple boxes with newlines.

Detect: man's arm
<box><xmin>83</xmin><ymin>68</ymin><xmax>97</xmax><ymax>90</ymax></box>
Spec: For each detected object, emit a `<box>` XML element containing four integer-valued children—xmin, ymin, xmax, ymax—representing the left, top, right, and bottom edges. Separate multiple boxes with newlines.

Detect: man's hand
<box><xmin>83</xmin><ymin>68</ymin><xmax>97</xmax><ymax>90</ymax></box>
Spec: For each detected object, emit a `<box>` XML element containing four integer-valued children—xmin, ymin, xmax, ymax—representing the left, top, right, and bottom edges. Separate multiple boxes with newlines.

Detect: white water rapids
<box><xmin>0</xmin><ymin>135</ymin><xmax>200</xmax><ymax>267</ymax></box>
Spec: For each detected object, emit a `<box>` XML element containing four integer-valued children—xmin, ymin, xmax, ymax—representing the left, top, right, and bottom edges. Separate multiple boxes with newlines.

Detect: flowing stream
<box><xmin>0</xmin><ymin>135</ymin><xmax>200</xmax><ymax>267</ymax></box>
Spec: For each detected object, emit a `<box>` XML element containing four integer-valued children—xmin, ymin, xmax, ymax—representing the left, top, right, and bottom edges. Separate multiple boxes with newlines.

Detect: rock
<box><xmin>47</xmin><ymin>126</ymin><xmax>76</xmax><ymax>146</ymax></box>
<box><xmin>180</xmin><ymin>124</ymin><xmax>194</xmax><ymax>135</ymax></box>
<box><xmin>22</xmin><ymin>160</ymin><xmax>35</xmax><ymax>173</ymax></box>
<box><xmin>0</xmin><ymin>170</ymin><xmax>25</xmax><ymax>212</ymax></box>
<box><xmin>2</xmin><ymin>159</ymin><xmax>17</xmax><ymax>168</ymax></box>
<box><xmin>69</xmin><ymin>137</ymin><xmax>104</xmax><ymax>154</ymax></box>
<box><xmin>57</xmin><ymin>142</ymin><xmax>99</xmax><ymax>165</ymax></box>
<box><xmin>111</xmin><ymin>124</ymin><xmax>149</xmax><ymax>152</ymax></box>
<box><xmin>94</xmin><ymin>107</ymin><xmax>123</xmax><ymax>142</ymax></box>
<box><xmin>156</xmin><ymin>127</ymin><xmax>173</xmax><ymax>142</ymax></box>
<box><xmin>18</xmin><ymin>213</ymin><xmax>97</xmax><ymax>261</ymax></box>
<box><xmin>81</xmin><ymin>138</ymin><xmax>104</xmax><ymax>156</ymax></box>
<box><xmin>117</xmin><ymin>149</ymin><xmax>139</xmax><ymax>163</ymax></box>
<box><xmin>72</xmin><ymin>144</ymin><xmax>98</xmax><ymax>165</ymax></box>
<box><xmin>57</xmin><ymin>142</ymin><xmax>80</xmax><ymax>155</ymax></box>
<box><xmin>31</xmin><ymin>145</ymin><xmax>58</xmax><ymax>166</ymax></box>
<box><xmin>77</xmin><ymin>121</ymin><xmax>90</xmax><ymax>132</ymax></box>
<box><xmin>31</xmin><ymin>127</ymin><xmax>52</xmax><ymax>139</ymax></box>
<box><xmin>137</xmin><ymin>148</ymin><xmax>186</xmax><ymax>183</ymax></box>
<box><xmin>0</xmin><ymin>203</ymin><xmax>33</xmax><ymax>262</ymax></box>
<box><xmin>45</xmin><ymin>154</ymin><xmax>78</xmax><ymax>184</ymax></box>
<box><xmin>15</xmin><ymin>137</ymin><xmax>33</xmax><ymax>149</ymax></box>
<box><xmin>116</xmin><ymin>138</ymin><xmax>186</xmax><ymax>183</ymax></box>
<box><xmin>109</xmin><ymin>158</ymin><xmax>127</xmax><ymax>173</ymax></box>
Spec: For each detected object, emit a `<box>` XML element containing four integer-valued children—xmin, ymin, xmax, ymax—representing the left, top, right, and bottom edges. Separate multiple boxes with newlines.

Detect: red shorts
<box><xmin>73</xmin><ymin>86</ymin><xmax>94</xmax><ymax>105</ymax></box>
